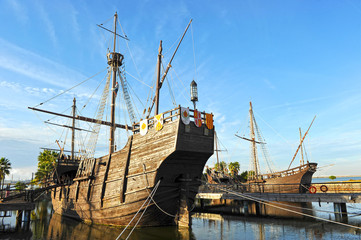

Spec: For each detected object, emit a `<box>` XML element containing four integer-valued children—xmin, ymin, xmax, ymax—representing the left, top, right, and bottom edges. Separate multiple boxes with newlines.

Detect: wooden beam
<box><xmin>29</xmin><ymin>107</ymin><xmax>133</xmax><ymax>130</ymax></box>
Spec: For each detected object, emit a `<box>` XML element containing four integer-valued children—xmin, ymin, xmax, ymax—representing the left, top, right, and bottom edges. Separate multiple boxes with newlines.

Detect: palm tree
<box><xmin>34</xmin><ymin>150</ymin><xmax>58</xmax><ymax>187</ymax></box>
<box><xmin>228</xmin><ymin>161</ymin><xmax>240</xmax><ymax>177</ymax></box>
<box><xmin>0</xmin><ymin>157</ymin><xmax>12</xmax><ymax>193</ymax></box>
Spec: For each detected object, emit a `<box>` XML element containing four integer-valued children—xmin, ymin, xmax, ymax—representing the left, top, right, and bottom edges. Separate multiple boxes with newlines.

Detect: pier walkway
<box><xmin>0</xmin><ymin>185</ymin><xmax>58</xmax><ymax>231</ymax></box>
<box><xmin>196</xmin><ymin>182</ymin><xmax>361</xmax><ymax>221</ymax></box>
<box><xmin>197</xmin><ymin>192</ymin><xmax>361</xmax><ymax>203</ymax></box>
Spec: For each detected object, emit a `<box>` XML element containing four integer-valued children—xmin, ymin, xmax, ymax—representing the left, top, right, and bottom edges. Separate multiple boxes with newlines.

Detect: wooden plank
<box><xmin>120</xmin><ymin>136</ymin><xmax>133</xmax><ymax>203</ymax></box>
<box><xmin>100</xmin><ymin>154</ymin><xmax>112</xmax><ymax>207</ymax></box>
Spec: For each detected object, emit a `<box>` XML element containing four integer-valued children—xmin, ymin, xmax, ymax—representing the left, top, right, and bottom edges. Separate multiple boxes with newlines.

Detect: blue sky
<box><xmin>1</xmin><ymin>0</ymin><xmax>361</xmax><ymax>180</ymax></box>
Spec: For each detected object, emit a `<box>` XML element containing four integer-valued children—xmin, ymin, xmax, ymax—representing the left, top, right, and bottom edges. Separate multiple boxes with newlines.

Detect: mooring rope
<box><xmin>123</xmin><ymin>183</ymin><xmax>162</xmax><ymax>240</ymax></box>
<box><xmin>115</xmin><ymin>180</ymin><xmax>161</xmax><ymax>240</ymax></box>
<box><xmin>210</xmin><ymin>183</ymin><xmax>361</xmax><ymax>231</ymax></box>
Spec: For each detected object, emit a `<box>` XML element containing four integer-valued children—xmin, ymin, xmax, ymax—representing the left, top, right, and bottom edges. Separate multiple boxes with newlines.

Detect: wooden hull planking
<box><xmin>52</xmin><ymin>117</ymin><xmax>214</xmax><ymax>226</ymax></box>
<box><xmin>246</xmin><ymin>163</ymin><xmax>318</xmax><ymax>193</ymax></box>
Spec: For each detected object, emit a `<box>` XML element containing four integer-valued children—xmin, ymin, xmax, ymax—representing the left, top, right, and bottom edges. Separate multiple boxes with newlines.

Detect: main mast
<box><xmin>155</xmin><ymin>41</ymin><xmax>162</xmax><ymax>115</ymax></box>
<box><xmin>249</xmin><ymin>102</ymin><xmax>259</xmax><ymax>180</ymax></box>
<box><xmin>108</xmin><ymin>12</ymin><xmax>124</xmax><ymax>154</ymax></box>
<box><xmin>71</xmin><ymin>98</ymin><xmax>76</xmax><ymax>160</ymax></box>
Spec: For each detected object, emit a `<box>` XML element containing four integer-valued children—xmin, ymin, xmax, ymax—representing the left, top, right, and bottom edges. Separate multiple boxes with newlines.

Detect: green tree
<box><xmin>214</xmin><ymin>161</ymin><xmax>228</xmax><ymax>173</ymax></box>
<box><xmin>228</xmin><ymin>162</ymin><xmax>240</xmax><ymax>177</ymax></box>
<box><xmin>15</xmin><ymin>181</ymin><xmax>27</xmax><ymax>191</ymax></box>
<box><xmin>0</xmin><ymin>157</ymin><xmax>11</xmax><ymax>190</ymax></box>
<box><xmin>34</xmin><ymin>150</ymin><xmax>58</xmax><ymax>186</ymax></box>
<box><xmin>239</xmin><ymin>171</ymin><xmax>248</xmax><ymax>182</ymax></box>
<box><xmin>329</xmin><ymin>175</ymin><xmax>336</xmax><ymax>180</ymax></box>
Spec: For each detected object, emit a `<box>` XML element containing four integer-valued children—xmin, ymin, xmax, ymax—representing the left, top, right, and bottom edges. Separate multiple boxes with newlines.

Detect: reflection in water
<box><xmin>47</xmin><ymin>213</ymin><xmax>194</xmax><ymax>240</ymax></box>
<box><xmin>192</xmin><ymin>213</ymin><xmax>361</xmax><ymax>240</ymax></box>
<box><xmin>1</xmin><ymin>200</ymin><xmax>361</xmax><ymax>239</ymax></box>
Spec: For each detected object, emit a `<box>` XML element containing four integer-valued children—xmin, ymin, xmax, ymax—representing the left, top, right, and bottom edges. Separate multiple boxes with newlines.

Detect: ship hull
<box><xmin>246</xmin><ymin>163</ymin><xmax>317</xmax><ymax>193</ymax></box>
<box><xmin>51</xmin><ymin>116</ymin><xmax>214</xmax><ymax>227</ymax></box>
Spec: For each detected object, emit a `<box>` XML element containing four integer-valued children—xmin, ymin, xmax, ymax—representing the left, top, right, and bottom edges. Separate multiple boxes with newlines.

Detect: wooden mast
<box><xmin>249</xmin><ymin>102</ymin><xmax>259</xmax><ymax>180</ymax></box>
<box><xmin>299</xmin><ymin>128</ymin><xmax>304</xmax><ymax>166</ymax></box>
<box><xmin>146</xmin><ymin>19</ymin><xmax>192</xmax><ymax>118</ymax></box>
<box><xmin>215</xmin><ymin>131</ymin><xmax>220</xmax><ymax>167</ymax></box>
<box><xmin>155</xmin><ymin>41</ymin><xmax>162</xmax><ymax>115</ymax></box>
<box><xmin>71</xmin><ymin>98</ymin><xmax>76</xmax><ymax>160</ymax></box>
<box><xmin>288</xmin><ymin>116</ymin><xmax>316</xmax><ymax>169</ymax></box>
<box><xmin>109</xmin><ymin>12</ymin><xmax>118</xmax><ymax>155</ymax></box>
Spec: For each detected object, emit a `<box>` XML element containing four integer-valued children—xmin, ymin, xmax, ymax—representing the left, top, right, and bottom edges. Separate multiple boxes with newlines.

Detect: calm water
<box><xmin>1</xmin><ymin>200</ymin><xmax>361</xmax><ymax>240</ymax></box>
<box><xmin>1</xmin><ymin>177</ymin><xmax>361</xmax><ymax>240</ymax></box>
<box><xmin>312</xmin><ymin>177</ymin><xmax>361</xmax><ymax>183</ymax></box>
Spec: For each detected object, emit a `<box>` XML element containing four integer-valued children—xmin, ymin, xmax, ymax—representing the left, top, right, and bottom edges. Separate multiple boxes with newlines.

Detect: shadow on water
<box><xmin>46</xmin><ymin>213</ymin><xmax>195</xmax><ymax>240</ymax></box>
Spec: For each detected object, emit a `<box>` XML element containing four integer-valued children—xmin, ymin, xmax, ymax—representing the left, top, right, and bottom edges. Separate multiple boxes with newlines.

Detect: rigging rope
<box><xmin>163</xmin><ymin>65</ymin><xmax>177</xmax><ymax>107</ymax></box>
<box><xmin>168</xmin><ymin>67</ymin><xmax>190</xmax><ymax>103</ymax></box>
<box><xmin>33</xmin><ymin>68</ymin><xmax>108</xmax><ymax>108</ymax></box>
<box><xmin>124</xmin><ymin>71</ymin><xmax>152</xmax><ymax>89</ymax></box>
<box><xmin>46</xmin><ymin>106</ymin><xmax>72</xmax><ymax>122</ymax></box>
<box><xmin>79</xmin><ymin>71</ymin><xmax>108</xmax><ymax>113</ymax></box>
<box><xmin>253</xmin><ymin>111</ymin><xmax>293</xmax><ymax>148</ymax></box>
<box><xmin>252</xmin><ymin>114</ymin><xmax>275</xmax><ymax>174</ymax></box>
<box><xmin>83</xmin><ymin>69</ymin><xmax>111</xmax><ymax>159</ymax></box>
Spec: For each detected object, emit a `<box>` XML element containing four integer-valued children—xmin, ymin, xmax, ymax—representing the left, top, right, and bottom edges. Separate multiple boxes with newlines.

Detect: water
<box><xmin>312</xmin><ymin>177</ymin><xmax>361</xmax><ymax>183</ymax></box>
<box><xmin>1</xmin><ymin>199</ymin><xmax>361</xmax><ymax>239</ymax></box>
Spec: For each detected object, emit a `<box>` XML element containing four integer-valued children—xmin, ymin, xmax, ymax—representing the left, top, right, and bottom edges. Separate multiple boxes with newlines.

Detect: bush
<box><xmin>329</xmin><ymin>175</ymin><xmax>336</xmax><ymax>180</ymax></box>
<box><xmin>15</xmin><ymin>181</ymin><xmax>27</xmax><ymax>191</ymax></box>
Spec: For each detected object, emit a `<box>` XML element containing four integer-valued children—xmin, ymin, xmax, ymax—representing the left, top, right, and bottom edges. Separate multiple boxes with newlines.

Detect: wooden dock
<box><xmin>0</xmin><ymin>185</ymin><xmax>57</xmax><ymax>231</ymax></box>
<box><xmin>196</xmin><ymin>192</ymin><xmax>361</xmax><ymax>203</ymax></box>
<box><xmin>196</xmin><ymin>182</ymin><xmax>361</xmax><ymax>221</ymax></box>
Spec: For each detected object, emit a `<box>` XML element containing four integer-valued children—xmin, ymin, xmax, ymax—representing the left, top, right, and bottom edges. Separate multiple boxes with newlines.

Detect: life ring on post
<box><xmin>320</xmin><ymin>185</ymin><xmax>328</xmax><ymax>193</ymax></box>
<box><xmin>309</xmin><ymin>186</ymin><xmax>317</xmax><ymax>194</ymax></box>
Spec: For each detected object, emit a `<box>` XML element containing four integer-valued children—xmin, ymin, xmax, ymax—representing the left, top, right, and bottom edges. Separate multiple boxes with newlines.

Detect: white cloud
<box><xmin>0</xmin><ymin>38</ymin><xmax>88</xmax><ymax>89</ymax></box>
<box><xmin>7</xmin><ymin>0</ymin><xmax>28</xmax><ymax>24</ymax></box>
<box><xmin>36</xmin><ymin>0</ymin><xmax>57</xmax><ymax>47</ymax></box>
<box><xmin>9</xmin><ymin>166</ymin><xmax>37</xmax><ymax>181</ymax></box>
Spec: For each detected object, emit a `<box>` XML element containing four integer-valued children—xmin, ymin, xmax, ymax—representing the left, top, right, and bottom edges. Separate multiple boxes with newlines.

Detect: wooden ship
<box><xmin>235</xmin><ymin>102</ymin><xmax>317</xmax><ymax>193</ymax></box>
<box><xmin>29</xmin><ymin>13</ymin><xmax>214</xmax><ymax>227</ymax></box>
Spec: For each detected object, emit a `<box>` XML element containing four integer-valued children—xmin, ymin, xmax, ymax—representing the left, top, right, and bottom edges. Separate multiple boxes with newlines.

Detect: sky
<box><xmin>1</xmin><ymin>0</ymin><xmax>361</xmax><ymax>180</ymax></box>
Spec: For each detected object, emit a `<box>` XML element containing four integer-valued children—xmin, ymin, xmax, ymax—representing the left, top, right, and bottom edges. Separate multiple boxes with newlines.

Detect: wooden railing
<box><xmin>132</xmin><ymin>106</ymin><xmax>211</xmax><ymax>133</ymax></box>
<box><xmin>199</xmin><ymin>181</ymin><xmax>361</xmax><ymax>194</ymax></box>
<box><xmin>199</xmin><ymin>182</ymin><xmax>308</xmax><ymax>194</ymax></box>
<box><xmin>259</xmin><ymin>163</ymin><xmax>316</xmax><ymax>180</ymax></box>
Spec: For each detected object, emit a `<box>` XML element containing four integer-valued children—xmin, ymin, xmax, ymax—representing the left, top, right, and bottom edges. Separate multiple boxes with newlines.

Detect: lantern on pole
<box><xmin>190</xmin><ymin>80</ymin><xmax>198</xmax><ymax>110</ymax></box>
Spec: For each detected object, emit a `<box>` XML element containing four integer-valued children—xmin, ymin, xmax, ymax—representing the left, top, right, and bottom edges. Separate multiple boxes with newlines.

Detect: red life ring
<box><xmin>309</xmin><ymin>186</ymin><xmax>317</xmax><ymax>194</ymax></box>
<box><xmin>320</xmin><ymin>185</ymin><xmax>328</xmax><ymax>193</ymax></box>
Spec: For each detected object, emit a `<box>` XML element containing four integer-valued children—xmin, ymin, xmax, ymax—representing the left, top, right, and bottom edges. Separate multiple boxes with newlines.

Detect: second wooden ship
<box><xmin>240</xmin><ymin>102</ymin><xmax>317</xmax><ymax>193</ymax></box>
<box><xmin>207</xmin><ymin>102</ymin><xmax>317</xmax><ymax>193</ymax></box>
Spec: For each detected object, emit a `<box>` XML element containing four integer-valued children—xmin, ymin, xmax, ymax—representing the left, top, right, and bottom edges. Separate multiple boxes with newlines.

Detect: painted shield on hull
<box><xmin>154</xmin><ymin>114</ymin><xmax>164</xmax><ymax>131</ymax></box>
<box><xmin>181</xmin><ymin>107</ymin><xmax>190</xmax><ymax>125</ymax></box>
<box><xmin>205</xmin><ymin>113</ymin><xmax>213</xmax><ymax>129</ymax></box>
<box><xmin>194</xmin><ymin>110</ymin><xmax>202</xmax><ymax>127</ymax></box>
<box><xmin>140</xmin><ymin>119</ymin><xmax>148</xmax><ymax>136</ymax></box>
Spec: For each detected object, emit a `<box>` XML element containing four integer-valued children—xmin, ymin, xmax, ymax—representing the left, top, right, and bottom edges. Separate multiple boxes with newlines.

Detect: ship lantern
<box><xmin>190</xmin><ymin>80</ymin><xmax>198</xmax><ymax>109</ymax></box>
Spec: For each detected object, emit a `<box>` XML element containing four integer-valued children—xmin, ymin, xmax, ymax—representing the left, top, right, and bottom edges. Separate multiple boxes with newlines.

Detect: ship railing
<box><xmin>132</xmin><ymin>105</ymin><xmax>211</xmax><ymax>133</ymax></box>
<box><xmin>199</xmin><ymin>181</ymin><xmax>361</xmax><ymax>194</ymax></box>
<box><xmin>199</xmin><ymin>182</ymin><xmax>308</xmax><ymax>194</ymax></box>
<box><xmin>57</xmin><ymin>158</ymin><xmax>81</xmax><ymax>166</ymax></box>
<box><xmin>260</xmin><ymin>163</ymin><xmax>310</xmax><ymax>180</ymax></box>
